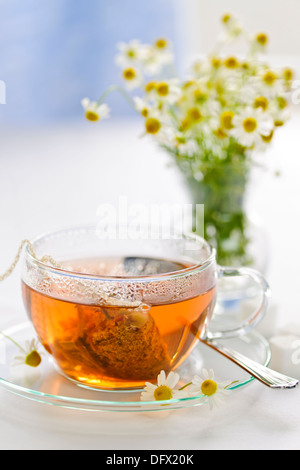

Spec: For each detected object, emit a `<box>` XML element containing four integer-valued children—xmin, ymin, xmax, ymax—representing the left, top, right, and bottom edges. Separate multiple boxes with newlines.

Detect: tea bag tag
<box><xmin>0</xmin><ymin>239</ymin><xmax>60</xmax><ymax>283</ymax></box>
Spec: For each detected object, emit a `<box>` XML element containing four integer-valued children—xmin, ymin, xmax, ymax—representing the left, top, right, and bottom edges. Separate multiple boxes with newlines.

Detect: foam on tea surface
<box><xmin>60</xmin><ymin>256</ymin><xmax>189</xmax><ymax>277</ymax></box>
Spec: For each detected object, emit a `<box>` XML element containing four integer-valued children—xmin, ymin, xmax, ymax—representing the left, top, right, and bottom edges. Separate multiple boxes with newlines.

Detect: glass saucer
<box><xmin>0</xmin><ymin>322</ymin><xmax>271</xmax><ymax>412</ymax></box>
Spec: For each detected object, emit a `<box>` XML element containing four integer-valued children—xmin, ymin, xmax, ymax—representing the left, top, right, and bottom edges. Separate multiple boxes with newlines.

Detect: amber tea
<box><xmin>22</xmin><ymin>256</ymin><xmax>216</xmax><ymax>389</ymax></box>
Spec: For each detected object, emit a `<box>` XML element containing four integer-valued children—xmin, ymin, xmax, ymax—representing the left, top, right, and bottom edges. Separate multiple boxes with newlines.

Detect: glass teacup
<box><xmin>21</xmin><ymin>225</ymin><xmax>269</xmax><ymax>390</ymax></box>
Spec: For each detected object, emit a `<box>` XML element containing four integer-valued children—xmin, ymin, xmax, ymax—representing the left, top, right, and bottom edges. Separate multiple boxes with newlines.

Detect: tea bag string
<box><xmin>0</xmin><ymin>240</ymin><xmax>61</xmax><ymax>283</ymax></box>
<box><xmin>0</xmin><ymin>240</ymin><xmax>147</xmax><ymax>310</ymax></box>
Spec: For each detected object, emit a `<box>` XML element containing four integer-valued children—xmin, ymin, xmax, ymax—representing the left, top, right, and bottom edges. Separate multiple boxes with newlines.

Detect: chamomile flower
<box><xmin>115</xmin><ymin>39</ymin><xmax>148</xmax><ymax>67</ymax></box>
<box><xmin>144</xmin><ymin>114</ymin><xmax>163</xmax><ymax>135</ymax></box>
<box><xmin>159</xmin><ymin>128</ymin><xmax>198</xmax><ymax>157</ymax></box>
<box><xmin>143</xmin><ymin>39</ymin><xmax>174</xmax><ymax>76</ymax></box>
<box><xmin>269</xmin><ymin>96</ymin><xmax>291</xmax><ymax>127</ymax></box>
<box><xmin>12</xmin><ymin>339</ymin><xmax>42</xmax><ymax>368</ymax></box>
<box><xmin>122</xmin><ymin>66</ymin><xmax>143</xmax><ymax>90</ymax></box>
<box><xmin>257</xmin><ymin>68</ymin><xmax>286</xmax><ymax>97</ymax></box>
<box><xmin>182</xmin><ymin>78</ymin><xmax>209</xmax><ymax>105</ymax></box>
<box><xmin>220</xmin><ymin>110</ymin><xmax>235</xmax><ymax>131</ymax></box>
<box><xmin>281</xmin><ymin>68</ymin><xmax>294</xmax><ymax>90</ymax></box>
<box><xmin>154</xmin><ymin>79</ymin><xmax>182</xmax><ymax>105</ymax></box>
<box><xmin>133</xmin><ymin>96</ymin><xmax>152</xmax><ymax>118</ymax></box>
<box><xmin>141</xmin><ymin>370</ymin><xmax>188</xmax><ymax>402</ymax></box>
<box><xmin>253</xmin><ymin>96</ymin><xmax>269</xmax><ymax>112</ymax></box>
<box><xmin>231</xmin><ymin>107</ymin><xmax>273</xmax><ymax>148</ymax></box>
<box><xmin>254</xmin><ymin>32</ymin><xmax>269</xmax><ymax>51</ymax></box>
<box><xmin>176</xmin><ymin>137</ymin><xmax>199</xmax><ymax>157</ymax></box>
<box><xmin>189</xmin><ymin>368</ymin><xmax>232</xmax><ymax>410</ymax></box>
<box><xmin>81</xmin><ymin>98</ymin><xmax>110</xmax><ymax>122</ymax></box>
<box><xmin>219</xmin><ymin>13</ymin><xmax>244</xmax><ymax>43</ymax></box>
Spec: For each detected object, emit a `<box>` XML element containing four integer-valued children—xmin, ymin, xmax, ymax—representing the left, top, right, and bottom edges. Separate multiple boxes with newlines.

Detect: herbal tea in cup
<box><xmin>21</xmin><ymin>226</ymin><xmax>269</xmax><ymax>390</ymax></box>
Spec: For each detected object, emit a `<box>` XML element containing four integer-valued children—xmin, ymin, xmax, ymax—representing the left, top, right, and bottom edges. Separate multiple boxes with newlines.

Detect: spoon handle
<box><xmin>201</xmin><ymin>338</ymin><xmax>299</xmax><ymax>389</ymax></box>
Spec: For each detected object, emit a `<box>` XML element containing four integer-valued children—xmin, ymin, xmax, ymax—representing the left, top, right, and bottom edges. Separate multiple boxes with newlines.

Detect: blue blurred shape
<box><xmin>0</xmin><ymin>0</ymin><xmax>181</xmax><ymax>125</ymax></box>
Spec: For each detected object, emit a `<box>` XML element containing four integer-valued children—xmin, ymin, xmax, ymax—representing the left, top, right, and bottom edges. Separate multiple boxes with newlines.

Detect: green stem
<box><xmin>0</xmin><ymin>331</ymin><xmax>25</xmax><ymax>353</ymax></box>
<box><xmin>97</xmin><ymin>84</ymin><xmax>136</xmax><ymax>110</ymax></box>
<box><xmin>179</xmin><ymin>382</ymin><xmax>192</xmax><ymax>391</ymax></box>
<box><xmin>225</xmin><ymin>381</ymin><xmax>239</xmax><ymax>389</ymax></box>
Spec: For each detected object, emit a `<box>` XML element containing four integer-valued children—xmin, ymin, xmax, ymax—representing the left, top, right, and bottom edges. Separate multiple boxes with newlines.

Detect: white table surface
<box><xmin>0</xmin><ymin>115</ymin><xmax>299</xmax><ymax>450</ymax></box>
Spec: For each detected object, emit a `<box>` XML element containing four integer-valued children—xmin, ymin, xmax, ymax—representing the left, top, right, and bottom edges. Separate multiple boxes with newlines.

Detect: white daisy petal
<box><xmin>140</xmin><ymin>391</ymin><xmax>155</xmax><ymax>401</ymax></box>
<box><xmin>144</xmin><ymin>382</ymin><xmax>157</xmax><ymax>391</ymax></box>
<box><xmin>166</xmin><ymin>371</ymin><xmax>180</xmax><ymax>389</ymax></box>
<box><xmin>11</xmin><ymin>337</ymin><xmax>43</xmax><ymax>368</ymax></box>
<box><xmin>140</xmin><ymin>370</ymin><xmax>186</xmax><ymax>403</ymax></box>
<box><xmin>188</xmin><ymin>368</ymin><xmax>234</xmax><ymax>409</ymax></box>
<box><xmin>157</xmin><ymin>370</ymin><xmax>166</xmax><ymax>386</ymax></box>
<box><xmin>173</xmin><ymin>390</ymin><xmax>189</xmax><ymax>399</ymax></box>
<box><xmin>191</xmin><ymin>375</ymin><xmax>202</xmax><ymax>385</ymax></box>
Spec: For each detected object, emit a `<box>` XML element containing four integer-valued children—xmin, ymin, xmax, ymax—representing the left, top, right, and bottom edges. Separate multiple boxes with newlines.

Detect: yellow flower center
<box><xmin>156</xmin><ymin>82</ymin><xmax>169</xmax><ymax>97</ymax></box>
<box><xmin>194</xmin><ymin>88</ymin><xmax>206</xmax><ymax>103</ymax></box>
<box><xmin>141</xmin><ymin>108</ymin><xmax>148</xmax><ymax>118</ymax></box>
<box><xmin>201</xmin><ymin>380</ymin><xmax>218</xmax><ymax>397</ymax></box>
<box><xmin>211</xmin><ymin>56</ymin><xmax>221</xmax><ymax>68</ymax></box>
<box><xmin>155</xmin><ymin>38</ymin><xmax>168</xmax><ymax>49</ymax></box>
<box><xmin>256</xmin><ymin>33</ymin><xmax>268</xmax><ymax>46</ymax></box>
<box><xmin>176</xmin><ymin>136</ymin><xmax>186</xmax><ymax>145</ymax></box>
<box><xmin>180</xmin><ymin>117</ymin><xmax>191</xmax><ymax>132</ymax></box>
<box><xmin>222</xmin><ymin>14</ymin><xmax>232</xmax><ymax>24</ymax></box>
<box><xmin>145</xmin><ymin>81</ymin><xmax>157</xmax><ymax>93</ymax></box>
<box><xmin>277</xmin><ymin>96</ymin><xmax>288</xmax><ymax>109</ymax></box>
<box><xmin>241</xmin><ymin>62</ymin><xmax>250</xmax><ymax>70</ymax></box>
<box><xmin>85</xmin><ymin>111</ymin><xmax>99</xmax><ymax>122</ymax></box>
<box><xmin>183</xmin><ymin>80</ymin><xmax>195</xmax><ymax>89</ymax></box>
<box><xmin>262</xmin><ymin>130</ymin><xmax>274</xmax><ymax>143</ymax></box>
<box><xmin>127</xmin><ymin>48</ymin><xmax>136</xmax><ymax>59</ymax></box>
<box><xmin>187</xmin><ymin>107</ymin><xmax>202</xmax><ymax>122</ymax></box>
<box><xmin>214</xmin><ymin>128</ymin><xmax>228</xmax><ymax>139</ymax></box>
<box><xmin>263</xmin><ymin>71</ymin><xmax>277</xmax><ymax>86</ymax></box>
<box><xmin>123</xmin><ymin>67</ymin><xmax>137</xmax><ymax>81</ymax></box>
<box><xmin>254</xmin><ymin>96</ymin><xmax>269</xmax><ymax>111</ymax></box>
<box><xmin>243</xmin><ymin>117</ymin><xmax>257</xmax><ymax>133</ymax></box>
<box><xmin>274</xmin><ymin>120</ymin><xmax>284</xmax><ymax>127</ymax></box>
<box><xmin>145</xmin><ymin>117</ymin><xmax>161</xmax><ymax>134</ymax></box>
<box><xmin>154</xmin><ymin>385</ymin><xmax>173</xmax><ymax>401</ymax></box>
<box><xmin>283</xmin><ymin>68</ymin><xmax>293</xmax><ymax>81</ymax></box>
<box><xmin>220</xmin><ymin>111</ymin><xmax>235</xmax><ymax>130</ymax></box>
<box><xmin>224</xmin><ymin>57</ymin><xmax>239</xmax><ymax>69</ymax></box>
<box><xmin>25</xmin><ymin>350</ymin><xmax>42</xmax><ymax>368</ymax></box>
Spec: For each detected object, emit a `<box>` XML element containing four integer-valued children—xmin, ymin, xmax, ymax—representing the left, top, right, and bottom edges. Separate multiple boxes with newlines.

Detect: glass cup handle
<box><xmin>205</xmin><ymin>266</ymin><xmax>271</xmax><ymax>341</ymax></box>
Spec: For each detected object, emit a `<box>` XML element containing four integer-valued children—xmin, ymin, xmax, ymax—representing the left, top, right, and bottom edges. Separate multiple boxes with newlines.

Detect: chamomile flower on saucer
<box><xmin>230</xmin><ymin>107</ymin><xmax>273</xmax><ymax>148</ymax></box>
<box><xmin>189</xmin><ymin>368</ymin><xmax>232</xmax><ymax>410</ymax></box>
<box><xmin>12</xmin><ymin>339</ymin><xmax>42</xmax><ymax>368</ymax></box>
<box><xmin>81</xmin><ymin>98</ymin><xmax>110</xmax><ymax>122</ymax></box>
<box><xmin>141</xmin><ymin>370</ymin><xmax>188</xmax><ymax>402</ymax></box>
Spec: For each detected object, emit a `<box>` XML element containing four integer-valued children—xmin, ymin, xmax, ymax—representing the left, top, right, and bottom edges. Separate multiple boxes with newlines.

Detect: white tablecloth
<box><xmin>0</xmin><ymin>116</ymin><xmax>299</xmax><ymax>450</ymax></box>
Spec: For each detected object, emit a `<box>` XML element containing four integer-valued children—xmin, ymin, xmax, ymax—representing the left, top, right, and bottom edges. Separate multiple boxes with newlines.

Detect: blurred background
<box><xmin>0</xmin><ymin>0</ymin><xmax>299</xmax><ymax>331</ymax></box>
<box><xmin>1</xmin><ymin>0</ymin><xmax>300</xmax><ymax>125</ymax></box>
<box><xmin>0</xmin><ymin>0</ymin><xmax>183</xmax><ymax>124</ymax></box>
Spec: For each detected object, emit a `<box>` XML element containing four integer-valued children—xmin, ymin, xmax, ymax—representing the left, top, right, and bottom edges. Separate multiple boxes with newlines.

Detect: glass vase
<box><xmin>183</xmin><ymin>159</ymin><xmax>269</xmax><ymax>319</ymax></box>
